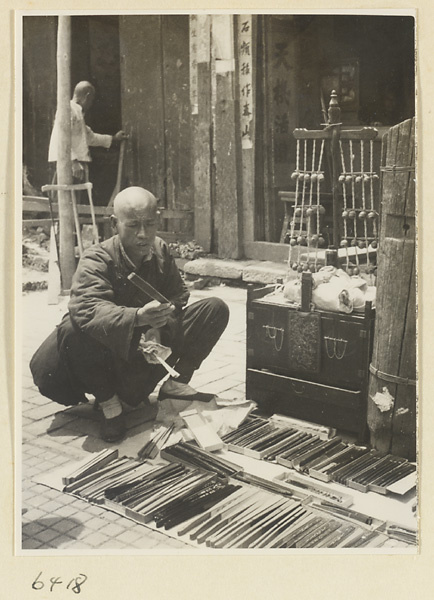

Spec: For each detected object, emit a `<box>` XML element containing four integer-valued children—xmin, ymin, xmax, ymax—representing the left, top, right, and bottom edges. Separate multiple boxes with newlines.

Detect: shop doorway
<box><xmin>254</xmin><ymin>14</ymin><xmax>415</xmax><ymax>244</ymax></box>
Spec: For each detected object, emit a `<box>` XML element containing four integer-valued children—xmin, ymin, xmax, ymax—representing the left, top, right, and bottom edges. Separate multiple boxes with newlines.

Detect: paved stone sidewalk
<box><xmin>20</xmin><ymin>284</ymin><xmax>248</xmax><ymax>551</ymax></box>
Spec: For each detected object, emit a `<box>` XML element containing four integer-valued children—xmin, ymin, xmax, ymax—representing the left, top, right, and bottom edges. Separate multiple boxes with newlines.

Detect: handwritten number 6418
<box><xmin>32</xmin><ymin>572</ymin><xmax>88</xmax><ymax>594</ymax></box>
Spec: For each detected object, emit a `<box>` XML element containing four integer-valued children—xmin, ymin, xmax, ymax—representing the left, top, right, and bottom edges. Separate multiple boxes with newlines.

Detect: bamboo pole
<box><xmin>56</xmin><ymin>16</ymin><xmax>76</xmax><ymax>291</ymax></box>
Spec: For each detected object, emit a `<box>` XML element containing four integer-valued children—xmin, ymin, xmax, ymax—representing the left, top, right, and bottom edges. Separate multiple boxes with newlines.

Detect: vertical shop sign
<box><xmin>269</xmin><ymin>21</ymin><xmax>296</xmax><ymax>184</ymax></box>
<box><xmin>238</xmin><ymin>16</ymin><xmax>253</xmax><ymax>149</ymax></box>
<box><xmin>272</xmin><ymin>40</ymin><xmax>292</xmax><ymax>137</ymax></box>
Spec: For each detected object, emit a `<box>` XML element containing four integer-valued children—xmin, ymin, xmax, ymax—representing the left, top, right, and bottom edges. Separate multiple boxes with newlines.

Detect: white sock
<box><xmin>99</xmin><ymin>395</ymin><xmax>123</xmax><ymax>419</ymax></box>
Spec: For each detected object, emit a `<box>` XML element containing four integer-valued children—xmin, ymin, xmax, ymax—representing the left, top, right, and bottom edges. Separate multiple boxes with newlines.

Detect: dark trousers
<box><xmin>31</xmin><ymin>297</ymin><xmax>229</xmax><ymax>407</ymax></box>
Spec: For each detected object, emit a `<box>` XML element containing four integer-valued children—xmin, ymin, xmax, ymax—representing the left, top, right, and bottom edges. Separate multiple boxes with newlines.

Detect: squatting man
<box><xmin>30</xmin><ymin>187</ymin><xmax>229</xmax><ymax>442</ymax></box>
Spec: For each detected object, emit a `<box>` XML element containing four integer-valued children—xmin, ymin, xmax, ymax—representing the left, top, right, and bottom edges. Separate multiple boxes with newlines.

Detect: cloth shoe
<box><xmin>100</xmin><ymin>413</ymin><xmax>126</xmax><ymax>443</ymax></box>
<box><xmin>158</xmin><ymin>379</ymin><xmax>216</xmax><ymax>402</ymax></box>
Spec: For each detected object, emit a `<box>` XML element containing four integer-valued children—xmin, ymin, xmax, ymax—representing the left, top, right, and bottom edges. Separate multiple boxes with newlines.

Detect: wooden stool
<box><xmin>41</xmin><ymin>182</ymin><xmax>99</xmax><ymax>256</ymax></box>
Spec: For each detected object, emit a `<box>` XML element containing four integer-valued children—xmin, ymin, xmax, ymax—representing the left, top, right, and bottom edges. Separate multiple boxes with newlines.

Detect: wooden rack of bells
<box><xmin>246</xmin><ymin>91</ymin><xmax>380</xmax><ymax>440</ymax></box>
<box><xmin>287</xmin><ymin>90</ymin><xmax>379</xmax><ymax>280</ymax></box>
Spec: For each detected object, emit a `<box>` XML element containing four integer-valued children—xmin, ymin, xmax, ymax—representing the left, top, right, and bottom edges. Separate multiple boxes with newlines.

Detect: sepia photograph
<box><xmin>17</xmin><ymin>10</ymin><xmax>417</xmax><ymax>555</ymax></box>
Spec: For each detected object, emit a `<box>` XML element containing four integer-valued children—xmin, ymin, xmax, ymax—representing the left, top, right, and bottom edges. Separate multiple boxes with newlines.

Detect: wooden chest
<box><xmin>246</xmin><ymin>284</ymin><xmax>375</xmax><ymax>439</ymax></box>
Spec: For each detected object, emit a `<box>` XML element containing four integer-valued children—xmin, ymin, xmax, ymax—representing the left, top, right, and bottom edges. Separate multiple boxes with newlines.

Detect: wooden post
<box><xmin>56</xmin><ymin>16</ymin><xmax>75</xmax><ymax>291</ymax></box>
<box><xmin>367</xmin><ymin>118</ymin><xmax>416</xmax><ymax>460</ymax></box>
<box><xmin>191</xmin><ymin>15</ymin><xmax>213</xmax><ymax>252</ymax></box>
<box><xmin>328</xmin><ymin>90</ymin><xmax>342</xmax><ymax>249</ymax></box>
<box><xmin>300</xmin><ymin>272</ymin><xmax>313</xmax><ymax>312</ymax></box>
<box><xmin>212</xmin><ymin>15</ymin><xmax>243</xmax><ymax>259</ymax></box>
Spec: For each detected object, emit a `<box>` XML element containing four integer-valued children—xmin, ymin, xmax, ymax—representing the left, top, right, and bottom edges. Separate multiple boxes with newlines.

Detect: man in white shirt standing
<box><xmin>48</xmin><ymin>80</ymin><xmax>127</xmax><ymax>182</ymax></box>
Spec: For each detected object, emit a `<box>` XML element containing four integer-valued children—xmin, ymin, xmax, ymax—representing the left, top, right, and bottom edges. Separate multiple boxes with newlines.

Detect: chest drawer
<box><xmin>247</xmin><ymin>301</ymin><xmax>372</xmax><ymax>388</ymax></box>
<box><xmin>247</xmin><ymin>304</ymin><xmax>300</xmax><ymax>372</ymax></box>
<box><xmin>246</xmin><ymin>368</ymin><xmax>364</xmax><ymax>433</ymax></box>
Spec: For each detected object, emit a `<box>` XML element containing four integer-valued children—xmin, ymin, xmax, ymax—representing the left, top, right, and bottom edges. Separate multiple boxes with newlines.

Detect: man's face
<box><xmin>113</xmin><ymin>199</ymin><xmax>159</xmax><ymax>265</ymax></box>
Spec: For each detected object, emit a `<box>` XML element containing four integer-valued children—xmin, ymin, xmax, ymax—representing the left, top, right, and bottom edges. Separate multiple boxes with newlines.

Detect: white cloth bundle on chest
<box><xmin>283</xmin><ymin>266</ymin><xmax>376</xmax><ymax>314</ymax></box>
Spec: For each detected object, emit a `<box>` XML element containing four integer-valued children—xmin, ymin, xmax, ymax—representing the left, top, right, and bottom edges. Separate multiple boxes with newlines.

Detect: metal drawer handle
<box><xmin>324</xmin><ymin>336</ymin><xmax>348</xmax><ymax>360</ymax></box>
<box><xmin>263</xmin><ymin>325</ymin><xmax>284</xmax><ymax>352</ymax></box>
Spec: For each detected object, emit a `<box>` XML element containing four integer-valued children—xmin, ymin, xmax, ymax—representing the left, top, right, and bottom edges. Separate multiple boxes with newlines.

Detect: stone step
<box><xmin>182</xmin><ymin>257</ymin><xmax>297</xmax><ymax>285</ymax></box>
<box><xmin>242</xmin><ymin>261</ymin><xmax>291</xmax><ymax>284</ymax></box>
<box><xmin>183</xmin><ymin>258</ymin><xmax>252</xmax><ymax>280</ymax></box>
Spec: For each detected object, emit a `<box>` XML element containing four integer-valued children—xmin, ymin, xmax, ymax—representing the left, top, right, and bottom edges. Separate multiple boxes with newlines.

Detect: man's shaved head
<box><xmin>113</xmin><ymin>187</ymin><xmax>158</xmax><ymax>219</ymax></box>
<box><xmin>73</xmin><ymin>81</ymin><xmax>96</xmax><ymax>111</ymax></box>
<box><xmin>111</xmin><ymin>187</ymin><xmax>159</xmax><ymax>266</ymax></box>
<box><xmin>73</xmin><ymin>81</ymin><xmax>95</xmax><ymax>98</ymax></box>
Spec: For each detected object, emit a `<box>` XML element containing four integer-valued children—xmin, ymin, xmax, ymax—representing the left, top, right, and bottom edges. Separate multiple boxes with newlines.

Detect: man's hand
<box><xmin>72</xmin><ymin>159</ymin><xmax>85</xmax><ymax>181</ymax></box>
<box><xmin>113</xmin><ymin>130</ymin><xmax>128</xmax><ymax>143</ymax></box>
<box><xmin>136</xmin><ymin>301</ymin><xmax>175</xmax><ymax>329</ymax></box>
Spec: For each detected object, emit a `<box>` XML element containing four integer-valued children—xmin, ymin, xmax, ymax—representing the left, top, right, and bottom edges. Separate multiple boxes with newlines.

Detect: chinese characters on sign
<box><xmin>272</xmin><ymin>40</ymin><xmax>293</xmax><ymax>137</ymax></box>
<box><xmin>190</xmin><ymin>15</ymin><xmax>199</xmax><ymax>115</ymax></box>
<box><xmin>270</xmin><ymin>30</ymin><xmax>297</xmax><ymax>178</ymax></box>
<box><xmin>238</xmin><ymin>16</ymin><xmax>253</xmax><ymax>149</ymax></box>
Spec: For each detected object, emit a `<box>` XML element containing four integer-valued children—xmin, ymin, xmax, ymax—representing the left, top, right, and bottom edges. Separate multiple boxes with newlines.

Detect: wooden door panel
<box><xmin>161</xmin><ymin>15</ymin><xmax>192</xmax><ymax>211</ymax></box>
<box><xmin>119</xmin><ymin>15</ymin><xmax>166</xmax><ymax>200</ymax></box>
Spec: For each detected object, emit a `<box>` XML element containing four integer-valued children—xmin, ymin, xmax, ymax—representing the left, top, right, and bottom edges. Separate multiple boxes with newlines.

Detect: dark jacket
<box><xmin>67</xmin><ymin>235</ymin><xmax>189</xmax><ymax>361</ymax></box>
<box><xmin>30</xmin><ymin>235</ymin><xmax>189</xmax><ymax>405</ymax></box>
